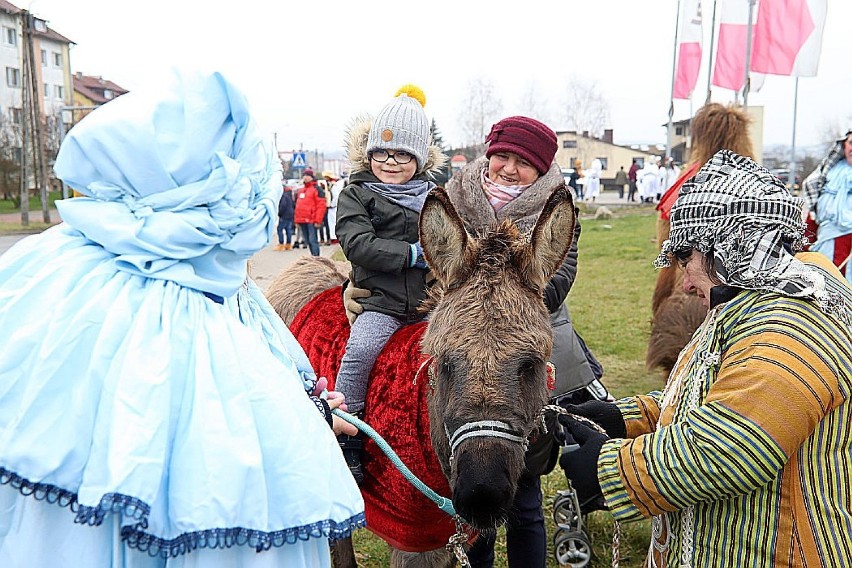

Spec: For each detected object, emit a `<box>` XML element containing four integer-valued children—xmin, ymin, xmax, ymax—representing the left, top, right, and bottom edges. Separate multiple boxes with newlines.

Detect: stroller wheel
<box><xmin>553</xmin><ymin>527</ymin><xmax>592</xmax><ymax>567</ymax></box>
<box><xmin>552</xmin><ymin>489</ymin><xmax>582</xmax><ymax>531</ymax></box>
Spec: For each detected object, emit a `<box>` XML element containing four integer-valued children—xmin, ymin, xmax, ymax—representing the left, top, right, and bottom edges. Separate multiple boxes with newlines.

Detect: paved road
<box><xmin>1</xmin><ymin>235</ymin><xmax>19</xmax><ymax>256</ymax></box>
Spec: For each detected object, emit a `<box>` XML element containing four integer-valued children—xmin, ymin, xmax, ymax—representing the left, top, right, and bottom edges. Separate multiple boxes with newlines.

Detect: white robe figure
<box><xmin>585</xmin><ymin>159</ymin><xmax>602</xmax><ymax>201</ymax></box>
<box><xmin>638</xmin><ymin>159</ymin><xmax>660</xmax><ymax>202</ymax></box>
<box><xmin>328</xmin><ymin>177</ymin><xmax>346</xmax><ymax>241</ymax></box>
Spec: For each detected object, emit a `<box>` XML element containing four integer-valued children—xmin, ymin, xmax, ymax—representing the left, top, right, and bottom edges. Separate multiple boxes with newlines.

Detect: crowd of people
<box><xmin>0</xmin><ymin>67</ymin><xmax>849</xmax><ymax>568</ymax></box>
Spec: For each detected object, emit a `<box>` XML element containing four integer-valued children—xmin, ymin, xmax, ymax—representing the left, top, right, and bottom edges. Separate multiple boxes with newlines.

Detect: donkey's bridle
<box><xmin>445</xmin><ymin>420</ymin><xmax>528</xmax><ymax>459</ymax></box>
<box><xmin>418</xmin><ymin>357</ymin><xmax>532</xmax><ymax>460</ymax></box>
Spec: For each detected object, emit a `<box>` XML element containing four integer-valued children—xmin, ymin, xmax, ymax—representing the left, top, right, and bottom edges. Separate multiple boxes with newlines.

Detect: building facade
<box><xmin>555</xmin><ymin>129</ymin><xmax>655</xmax><ymax>186</ymax></box>
<box><xmin>0</xmin><ymin>0</ymin><xmax>73</xmax><ymax>162</ymax></box>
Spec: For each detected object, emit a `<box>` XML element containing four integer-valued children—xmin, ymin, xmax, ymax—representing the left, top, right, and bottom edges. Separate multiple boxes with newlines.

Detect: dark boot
<box><xmin>338</xmin><ymin>424</ymin><xmax>364</xmax><ymax>485</ymax></box>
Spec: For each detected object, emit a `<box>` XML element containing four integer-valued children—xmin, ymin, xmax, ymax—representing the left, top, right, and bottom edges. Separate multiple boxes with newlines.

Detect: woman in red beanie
<box><xmin>345</xmin><ymin>115</ymin><xmax>610</xmax><ymax>567</ymax></box>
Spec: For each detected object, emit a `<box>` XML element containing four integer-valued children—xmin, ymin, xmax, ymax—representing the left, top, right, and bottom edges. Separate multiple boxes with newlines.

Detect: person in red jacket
<box><xmin>293</xmin><ymin>168</ymin><xmax>327</xmax><ymax>256</ymax></box>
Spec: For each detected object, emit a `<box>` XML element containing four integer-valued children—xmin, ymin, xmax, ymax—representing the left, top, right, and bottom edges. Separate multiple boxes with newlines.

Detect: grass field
<box><xmin>351</xmin><ymin>206</ymin><xmax>665</xmax><ymax>567</ymax></box>
<box><xmin>0</xmin><ymin>192</ymin><xmax>61</xmax><ymax>215</ymax></box>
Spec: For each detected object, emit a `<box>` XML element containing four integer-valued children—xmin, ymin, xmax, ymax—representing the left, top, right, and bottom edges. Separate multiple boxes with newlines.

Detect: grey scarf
<box><xmin>363</xmin><ymin>179</ymin><xmax>435</xmax><ymax>213</ymax></box>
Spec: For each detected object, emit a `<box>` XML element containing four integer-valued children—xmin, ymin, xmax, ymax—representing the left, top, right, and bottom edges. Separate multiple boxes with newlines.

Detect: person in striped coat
<box><xmin>559</xmin><ymin>150</ymin><xmax>852</xmax><ymax>567</ymax></box>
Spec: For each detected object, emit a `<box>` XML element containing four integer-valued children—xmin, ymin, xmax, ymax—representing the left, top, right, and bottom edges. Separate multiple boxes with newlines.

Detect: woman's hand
<box><xmin>332</xmin><ymin>414</ymin><xmax>358</xmax><ymax>437</ymax></box>
<box><xmin>313</xmin><ymin>377</ymin><xmax>357</xmax><ymax>435</ymax></box>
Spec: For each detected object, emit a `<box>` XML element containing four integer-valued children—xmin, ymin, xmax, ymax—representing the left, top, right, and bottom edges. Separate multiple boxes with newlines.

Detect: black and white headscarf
<box><xmin>656</xmin><ymin>150</ymin><xmax>851</xmax><ymax>325</ymax></box>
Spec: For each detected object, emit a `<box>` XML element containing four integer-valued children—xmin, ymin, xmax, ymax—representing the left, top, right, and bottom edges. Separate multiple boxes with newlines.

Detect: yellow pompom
<box><xmin>395</xmin><ymin>84</ymin><xmax>426</xmax><ymax>108</ymax></box>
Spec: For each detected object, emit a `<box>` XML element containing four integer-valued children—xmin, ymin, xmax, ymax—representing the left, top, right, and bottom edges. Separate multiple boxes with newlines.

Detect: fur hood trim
<box><xmin>345</xmin><ymin>115</ymin><xmax>447</xmax><ymax>179</ymax></box>
<box><xmin>445</xmin><ymin>156</ymin><xmax>566</xmax><ymax>234</ymax></box>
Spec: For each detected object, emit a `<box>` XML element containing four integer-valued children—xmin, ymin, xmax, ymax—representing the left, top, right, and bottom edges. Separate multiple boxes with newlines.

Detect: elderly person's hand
<box><xmin>558</xmin><ymin>415</ymin><xmax>608</xmax><ymax>512</ymax></box>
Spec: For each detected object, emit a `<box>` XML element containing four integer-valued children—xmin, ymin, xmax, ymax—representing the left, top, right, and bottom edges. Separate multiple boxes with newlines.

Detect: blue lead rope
<box><xmin>332</xmin><ymin>408</ymin><xmax>457</xmax><ymax>517</ymax></box>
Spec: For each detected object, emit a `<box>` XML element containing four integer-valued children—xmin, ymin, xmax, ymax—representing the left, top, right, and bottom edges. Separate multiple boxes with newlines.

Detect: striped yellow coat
<box><xmin>599</xmin><ymin>253</ymin><xmax>852</xmax><ymax>567</ymax></box>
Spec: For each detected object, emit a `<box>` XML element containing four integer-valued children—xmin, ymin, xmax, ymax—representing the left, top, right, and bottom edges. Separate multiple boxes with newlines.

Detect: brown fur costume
<box><xmin>648</xmin><ymin>103</ymin><xmax>755</xmax><ymax>375</ymax></box>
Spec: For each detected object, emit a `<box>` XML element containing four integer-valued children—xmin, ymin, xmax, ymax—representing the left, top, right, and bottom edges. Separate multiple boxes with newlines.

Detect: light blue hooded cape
<box><xmin>0</xmin><ymin>70</ymin><xmax>364</xmax><ymax>566</ymax></box>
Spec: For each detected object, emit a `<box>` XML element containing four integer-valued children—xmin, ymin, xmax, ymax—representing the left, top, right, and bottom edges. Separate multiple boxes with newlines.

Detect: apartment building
<box><xmin>0</xmin><ymin>0</ymin><xmax>73</xmax><ymax>158</ymax></box>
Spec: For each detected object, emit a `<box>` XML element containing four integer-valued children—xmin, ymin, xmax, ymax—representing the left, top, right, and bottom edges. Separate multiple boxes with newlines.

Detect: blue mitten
<box><xmin>409</xmin><ymin>242</ymin><xmax>428</xmax><ymax>270</ymax></box>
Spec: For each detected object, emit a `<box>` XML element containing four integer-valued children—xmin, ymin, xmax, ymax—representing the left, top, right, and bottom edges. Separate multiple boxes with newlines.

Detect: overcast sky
<box><xmin>25</xmin><ymin>0</ymin><xmax>852</xmax><ymax>155</ymax></box>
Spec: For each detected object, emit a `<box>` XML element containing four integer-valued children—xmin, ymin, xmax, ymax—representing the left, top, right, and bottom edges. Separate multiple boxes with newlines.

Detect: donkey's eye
<box><xmin>518</xmin><ymin>358</ymin><xmax>541</xmax><ymax>381</ymax></box>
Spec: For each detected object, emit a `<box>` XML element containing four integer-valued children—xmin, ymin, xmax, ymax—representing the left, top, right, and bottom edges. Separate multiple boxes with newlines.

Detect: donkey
<box><xmin>265</xmin><ymin>186</ymin><xmax>576</xmax><ymax>566</ymax></box>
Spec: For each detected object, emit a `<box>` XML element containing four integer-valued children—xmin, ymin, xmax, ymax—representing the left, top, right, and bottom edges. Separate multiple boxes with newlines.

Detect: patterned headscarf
<box><xmin>656</xmin><ymin>150</ymin><xmax>851</xmax><ymax>324</ymax></box>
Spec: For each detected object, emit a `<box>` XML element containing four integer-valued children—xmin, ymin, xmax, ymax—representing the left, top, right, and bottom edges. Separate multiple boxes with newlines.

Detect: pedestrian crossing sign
<box><xmin>292</xmin><ymin>152</ymin><xmax>307</xmax><ymax>168</ymax></box>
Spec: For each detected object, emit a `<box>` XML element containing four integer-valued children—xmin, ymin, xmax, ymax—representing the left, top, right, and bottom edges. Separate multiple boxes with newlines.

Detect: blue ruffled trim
<box><xmin>1</xmin><ymin>466</ymin><xmax>366</xmax><ymax>557</ymax></box>
<box><xmin>121</xmin><ymin>513</ymin><xmax>368</xmax><ymax>558</ymax></box>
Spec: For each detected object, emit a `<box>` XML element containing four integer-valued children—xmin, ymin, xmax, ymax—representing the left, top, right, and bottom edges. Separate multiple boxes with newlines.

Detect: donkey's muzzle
<box><xmin>451</xmin><ymin>451</ymin><xmax>515</xmax><ymax>528</ymax></box>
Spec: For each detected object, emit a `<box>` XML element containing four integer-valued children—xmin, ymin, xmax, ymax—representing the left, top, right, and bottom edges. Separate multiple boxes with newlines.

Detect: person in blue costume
<box><xmin>0</xmin><ymin>69</ymin><xmax>365</xmax><ymax>567</ymax></box>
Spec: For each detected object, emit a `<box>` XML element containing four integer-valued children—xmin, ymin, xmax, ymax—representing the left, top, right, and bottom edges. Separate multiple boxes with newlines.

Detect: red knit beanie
<box><xmin>485</xmin><ymin>116</ymin><xmax>557</xmax><ymax>175</ymax></box>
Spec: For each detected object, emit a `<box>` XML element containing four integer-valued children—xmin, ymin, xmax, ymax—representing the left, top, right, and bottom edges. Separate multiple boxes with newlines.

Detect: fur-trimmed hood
<box><xmin>444</xmin><ymin>156</ymin><xmax>567</xmax><ymax>234</ymax></box>
<box><xmin>345</xmin><ymin>115</ymin><xmax>447</xmax><ymax>180</ymax></box>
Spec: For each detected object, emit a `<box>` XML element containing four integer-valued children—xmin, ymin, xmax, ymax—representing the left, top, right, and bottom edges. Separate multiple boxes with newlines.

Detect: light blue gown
<box><xmin>0</xmin><ymin>70</ymin><xmax>364</xmax><ymax>567</ymax></box>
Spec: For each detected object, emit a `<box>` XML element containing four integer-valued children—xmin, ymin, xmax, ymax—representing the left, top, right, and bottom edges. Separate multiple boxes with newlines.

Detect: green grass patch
<box><xmin>349</xmin><ymin>209</ymin><xmax>662</xmax><ymax>567</ymax></box>
<box><xmin>0</xmin><ymin>192</ymin><xmax>61</xmax><ymax>215</ymax></box>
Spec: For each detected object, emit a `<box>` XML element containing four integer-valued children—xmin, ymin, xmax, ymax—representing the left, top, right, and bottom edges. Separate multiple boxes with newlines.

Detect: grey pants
<box><xmin>336</xmin><ymin>311</ymin><xmax>403</xmax><ymax>413</ymax></box>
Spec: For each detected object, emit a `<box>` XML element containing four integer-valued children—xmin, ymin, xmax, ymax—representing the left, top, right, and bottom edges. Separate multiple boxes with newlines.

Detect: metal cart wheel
<box><xmin>553</xmin><ymin>527</ymin><xmax>592</xmax><ymax>567</ymax></box>
<box><xmin>552</xmin><ymin>489</ymin><xmax>582</xmax><ymax>531</ymax></box>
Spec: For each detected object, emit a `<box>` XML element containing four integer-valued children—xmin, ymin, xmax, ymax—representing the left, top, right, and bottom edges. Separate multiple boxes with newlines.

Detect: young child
<box><xmin>335</xmin><ymin>85</ymin><xmax>446</xmax><ymax>482</ymax></box>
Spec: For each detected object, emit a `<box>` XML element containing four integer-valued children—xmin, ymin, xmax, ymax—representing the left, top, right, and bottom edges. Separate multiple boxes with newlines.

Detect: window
<box><xmin>41</xmin><ymin>49</ymin><xmax>47</xmax><ymax>66</ymax></box>
<box><xmin>52</xmin><ymin>52</ymin><xmax>62</xmax><ymax>67</ymax></box>
<box><xmin>6</xmin><ymin>67</ymin><xmax>20</xmax><ymax>88</ymax></box>
<box><xmin>675</xmin><ymin>126</ymin><xmax>683</xmax><ymax>136</ymax></box>
<box><xmin>597</xmin><ymin>157</ymin><xmax>608</xmax><ymax>170</ymax></box>
<box><xmin>54</xmin><ymin>85</ymin><xmax>64</xmax><ymax>98</ymax></box>
<box><xmin>10</xmin><ymin>108</ymin><xmax>23</xmax><ymax>124</ymax></box>
<box><xmin>104</xmin><ymin>89</ymin><xmax>113</xmax><ymax>100</ymax></box>
<box><xmin>562</xmin><ymin>140</ymin><xmax>577</xmax><ymax>149</ymax></box>
<box><xmin>33</xmin><ymin>19</ymin><xmax>47</xmax><ymax>32</ymax></box>
<box><xmin>3</xmin><ymin>27</ymin><xmax>16</xmax><ymax>46</ymax></box>
<box><xmin>44</xmin><ymin>83</ymin><xmax>49</xmax><ymax>98</ymax></box>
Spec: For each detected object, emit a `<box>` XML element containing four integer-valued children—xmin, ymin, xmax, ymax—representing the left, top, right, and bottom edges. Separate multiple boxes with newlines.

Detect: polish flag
<box><xmin>673</xmin><ymin>0</ymin><xmax>703</xmax><ymax>99</ymax></box>
<box><xmin>712</xmin><ymin>0</ymin><xmax>764</xmax><ymax>92</ymax></box>
<box><xmin>751</xmin><ymin>0</ymin><xmax>827</xmax><ymax>76</ymax></box>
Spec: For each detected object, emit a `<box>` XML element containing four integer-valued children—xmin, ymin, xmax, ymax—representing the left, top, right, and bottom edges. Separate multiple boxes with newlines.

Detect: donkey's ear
<box><xmin>420</xmin><ymin>188</ymin><xmax>470</xmax><ymax>286</ymax></box>
<box><xmin>526</xmin><ymin>184</ymin><xmax>576</xmax><ymax>289</ymax></box>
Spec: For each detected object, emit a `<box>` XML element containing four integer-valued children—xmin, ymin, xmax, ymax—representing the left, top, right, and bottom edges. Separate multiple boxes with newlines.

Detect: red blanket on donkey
<box><xmin>289</xmin><ymin>287</ymin><xmax>455</xmax><ymax>552</ymax></box>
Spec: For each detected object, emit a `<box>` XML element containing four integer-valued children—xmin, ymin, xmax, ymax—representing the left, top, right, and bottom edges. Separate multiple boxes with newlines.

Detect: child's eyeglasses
<box><xmin>369</xmin><ymin>149</ymin><xmax>414</xmax><ymax>164</ymax></box>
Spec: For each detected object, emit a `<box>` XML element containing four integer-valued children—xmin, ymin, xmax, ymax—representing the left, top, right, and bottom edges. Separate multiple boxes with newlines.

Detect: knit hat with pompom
<box><xmin>367</xmin><ymin>85</ymin><xmax>430</xmax><ymax>171</ymax></box>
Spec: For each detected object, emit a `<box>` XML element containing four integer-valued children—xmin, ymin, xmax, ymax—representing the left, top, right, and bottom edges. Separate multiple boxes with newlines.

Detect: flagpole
<box><xmin>705</xmin><ymin>0</ymin><xmax>717</xmax><ymax>104</ymax></box>
<box><xmin>789</xmin><ymin>77</ymin><xmax>799</xmax><ymax>192</ymax></box>
<box><xmin>742</xmin><ymin>0</ymin><xmax>756</xmax><ymax>109</ymax></box>
<box><xmin>667</xmin><ymin>0</ymin><xmax>683</xmax><ymax>161</ymax></box>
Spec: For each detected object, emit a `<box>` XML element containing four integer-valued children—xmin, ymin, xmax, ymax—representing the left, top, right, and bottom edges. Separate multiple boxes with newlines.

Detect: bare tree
<box><xmin>816</xmin><ymin>115</ymin><xmax>852</xmax><ymax>147</ymax></box>
<box><xmin>457</xmin><ymin>78</ymin><xmax>503</xmax><ymax>150</ymax></box>
<box><xmin>516</xmin><ymin>83</ymin><xmax>552</xmax><ymax>125</ymax></box>
<box><xmin>559</xmin><ymin>79</ymin><xmax>611</xmax><ymax>138</ymax></box>
<box><xmin>0</xmin><ymin>113</ymin><xmax>22</xmax><ymax>202</ymax></box>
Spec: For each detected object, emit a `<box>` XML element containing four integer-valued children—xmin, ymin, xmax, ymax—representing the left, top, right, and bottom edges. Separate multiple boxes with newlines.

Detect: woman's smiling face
<box><xmin>487</xmin><ymin>152</ymin><xmax>540</xmax><ymax>186</ymax></box>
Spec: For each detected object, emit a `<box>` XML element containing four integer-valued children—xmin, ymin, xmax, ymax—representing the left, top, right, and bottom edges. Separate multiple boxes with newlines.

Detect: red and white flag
<box><xmin>713</xmin><ymin>0</ymin><xmax>754</xmax><ymax>91</ymax></box>
<box><xmin>751</xmin><ymin>0</ymin><xmax>827</xmax><ymax>76</ymax></box>
<box><xmin>673</xmin><ymin>0</ymin><xmax>703</xmax><ymax>99</ymax></box>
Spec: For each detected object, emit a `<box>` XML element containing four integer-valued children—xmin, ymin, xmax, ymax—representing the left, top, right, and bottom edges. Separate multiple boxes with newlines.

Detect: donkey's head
<box><xmin>419</xmin><ymin>186</ymin><xmax>575</xmax><ymax>528</ymax></box>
